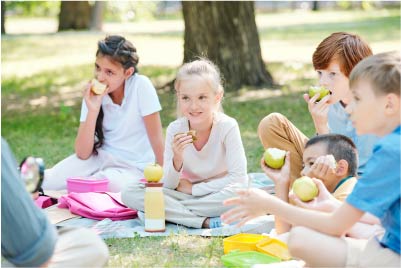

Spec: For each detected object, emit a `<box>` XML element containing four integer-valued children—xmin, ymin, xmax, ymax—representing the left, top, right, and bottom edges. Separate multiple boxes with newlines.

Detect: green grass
<box><xmin>1</xmin><ymin>8</ymin><xmax>399</xmax><ymax>267</ymax></box>
<box><xmin>257</xmin><ymin>9</ymin><xmax>400</xmax><ymax>44</ymax></box>
<box><xmin>106</xmin><ymin>235</ymin><xmax>224</xmax><ymax>267</ymax></box>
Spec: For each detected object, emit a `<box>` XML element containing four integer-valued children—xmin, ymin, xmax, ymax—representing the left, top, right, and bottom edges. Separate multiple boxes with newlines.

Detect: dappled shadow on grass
<box><xmin>1</xmin><ymin>64</ymin><xmax>178</xmax><ymax>116</ymax></box>
<box><xmin>1</xmin><ymin>63</ymin><xmax>92</xmax><ymax>116</ymax></box>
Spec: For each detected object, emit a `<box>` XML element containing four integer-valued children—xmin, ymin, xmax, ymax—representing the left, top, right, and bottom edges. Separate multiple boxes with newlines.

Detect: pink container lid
<box><xmin>67</xmin><ymin>177</ymin><xmax>109</xmax><ymax>184</ymax></box>
<box><xmin>67</xmin><ymin>177</ymin><xmax>109</xmax><ymax>193</ymax></box>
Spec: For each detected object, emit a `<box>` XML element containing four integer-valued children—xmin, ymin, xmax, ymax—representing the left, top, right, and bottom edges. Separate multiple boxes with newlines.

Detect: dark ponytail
<box><xmin>92</xmin><ymin>35</ymin><xmax>139</xmax><ymax>154</ymax></box>
<box><xmin>93</xmin><ymin>108</ymin><xmax>104</xmax><ymax>155</ymax></box>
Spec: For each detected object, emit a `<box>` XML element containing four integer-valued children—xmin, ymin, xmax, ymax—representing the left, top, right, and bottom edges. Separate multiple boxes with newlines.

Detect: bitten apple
<box><xmin>292</xmin><ymin>176</ymin><xmax>318</xmax><ymax>202</ymax></box>
<box><xmin>308</xmin><ymin>86</ymin><xmax>330</xmax><ymax>101</ymax></box>
<box><xmin>144</xmin><ymin>163</ymin><xmax>163</xmax><ymax>182</ymax></box>
<box><xmin>264</xmin><ymin>148</ymin><xmax>286</xmax><ymax>169</ymax></box>
<box><xmin>91</xmin><ymin>78</ymin><xmax>107</xmax><ymax>95</ymax></box>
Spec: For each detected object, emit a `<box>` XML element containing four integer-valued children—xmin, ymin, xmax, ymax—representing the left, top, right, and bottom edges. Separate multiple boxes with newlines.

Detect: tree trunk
<box><xmin>90</xmin><ymin>1</ymin><xmax>105</xmax><ymax>31</ymax></box>
<box><xmin>182</xmin><ymin>1</ymin><xmax>273</xmax><ymax>91</ymax></box>
<box><xmin>1</xmin><ymin>1</ymin><xmax>6</xmax><ymax>34</ymax></box>
<box><xmin>58</xmin><ymin>1</ymin><xmax>91</xmax><ymax>31</ymax></box>
<box><xmin>312</xmin><ymin>1</ymin><xmax>319</xmax><ymax>11</ymax></box>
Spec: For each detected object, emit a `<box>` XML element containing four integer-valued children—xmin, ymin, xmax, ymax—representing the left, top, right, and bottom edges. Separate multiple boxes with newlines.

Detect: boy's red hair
<box><xmin>312</xmin><ymin>32</ymin><xmax>373</xmax><ymax>77</ymax></box>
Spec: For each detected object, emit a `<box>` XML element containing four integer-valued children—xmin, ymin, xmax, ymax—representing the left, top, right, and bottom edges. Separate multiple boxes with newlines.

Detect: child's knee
<box><xmin>121</xmin><ymin>182</ymin><xmax>144</xmax><ymax>208</ymax></box>
<box><xmin>288</xmin><ymin>226</ymin><xmax>311</xmax><ymax>258</ymax></box>
<box><xmin>258</xmin><ymin>113</ymin><xmax>287</xmax><ymax>143</ymax></box>
<box><xmin>81</xmin><ymin>229</ymin><xmax>109</xmax><ymax>265</ymax></box>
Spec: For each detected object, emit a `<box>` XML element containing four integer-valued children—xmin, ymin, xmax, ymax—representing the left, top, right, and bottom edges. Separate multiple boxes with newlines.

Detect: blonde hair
<box><xmin>350</xmin><ymin>51</ymin><xmax>400</xmax><ymax>96</ymax></box>
<box><xmin>174</xmin><ymin>58</ymin><xmax>224</xmax><ymax>117</ymax></box>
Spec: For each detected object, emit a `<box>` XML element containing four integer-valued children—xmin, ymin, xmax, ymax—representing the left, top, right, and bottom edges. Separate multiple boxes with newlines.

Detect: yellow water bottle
<box><xmin>144</xmin><ymin>182</ymin><xmax>165</xmax><ymax>232</ymax></box>
<box><xmin>143</xmin><ymin>163</ymin><xmax>165</xmax><ymax>232</ymax></box>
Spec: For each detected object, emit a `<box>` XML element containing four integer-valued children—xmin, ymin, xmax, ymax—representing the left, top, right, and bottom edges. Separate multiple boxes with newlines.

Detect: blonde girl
<box><xmin>122</xmin><ymin>58</ymin><xmax>247</xmax><ymax>228</ymax></box>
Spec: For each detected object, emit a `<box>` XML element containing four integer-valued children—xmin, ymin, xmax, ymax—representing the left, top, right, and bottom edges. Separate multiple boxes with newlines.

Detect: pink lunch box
<box><xmin>66</xmin><ymin>177</ymin><xmax>109</xmax><ymax>193</ymax></box>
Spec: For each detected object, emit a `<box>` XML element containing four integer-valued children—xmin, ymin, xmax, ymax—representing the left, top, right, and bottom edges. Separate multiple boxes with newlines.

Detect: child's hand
<box><xmin>222</xmin><ymin>188</ymin><xmax>271</xmax><ymax>227</ymax></box>
<box><xmin>289</xmin><ymin>178</ymin><xmax>340</xmax><ymax>212</ymax></box>
<box><xmin>172</xmin><ymin>133</ymin><xmax>193</xmax><ymax>159</ymax></box>
<box><xmin>176</xmin><ymin>179</ymin><xmax>193</xmax><ymax>194</ymax></box>
<box><xmin>260</xmin><ymin>151</ymin><xmax>291</xmax><ymax>186</ymax></box>
<box><xmin>303</xmin><ymin>93</ymin><xmax>330</xmax><ymax>134</ymax></box>
<box><xmin>83</xmin><ymin>81</ymin><xmax>107</xmax><ymax>113</ymax></box>
<box><xmin>307</xmin><ymin>154</ymin><xmax>336</xmax><ymax>180</ymax></box>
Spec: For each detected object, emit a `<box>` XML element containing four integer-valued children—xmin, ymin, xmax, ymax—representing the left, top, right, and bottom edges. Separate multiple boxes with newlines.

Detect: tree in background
<box><xmin>58</xmin><ymin>1</ymin><xmax>91</xmax><ymax>31</ymax></box>
<box><xmin>1</xmin><ymin>2</ymin><xmax>5</xmax><ymax>34</ymax></box>
<box><xmin>182</xmin><ymin>1</ymin><xmax>273</xmax><ymax>91</ymax></box>
<box><xmin>312</xmin><ymin>1</ymin><xmax>319</xmax><ymax>11</ymax></box>
<box><xmin>90</xmin><ymin>1</ymin><xmax>105</xmax><ymax>31</ymax></box>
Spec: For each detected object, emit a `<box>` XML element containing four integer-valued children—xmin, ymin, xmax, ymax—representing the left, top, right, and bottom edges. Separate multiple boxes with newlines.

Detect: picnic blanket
<box><xmin>55</xmin><ymin>214</ymin><xmax>275</xmax><ymax>238</ymax></box>
<box><xmin>50</xmin><ymin>173</ymin><xmax>275</xmax><ymax>238</ymax></box>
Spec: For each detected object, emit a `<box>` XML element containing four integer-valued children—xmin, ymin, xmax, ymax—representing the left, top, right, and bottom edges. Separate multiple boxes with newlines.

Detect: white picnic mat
<box><xmin>54</xmin><ymin>173</ymin><xmax>275</xmax><ymax>238</ymax></box>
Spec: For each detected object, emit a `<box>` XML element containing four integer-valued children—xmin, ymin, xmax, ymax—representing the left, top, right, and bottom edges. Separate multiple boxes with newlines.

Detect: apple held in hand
<box><xmin>91</xmin><ymin>78</ymin><xmax>108</xmax><ymax>95</ymax></box>
<box><xmin>292</xmin><ymin>176</ymin><xmax>318</xmax><ymax>202</ymax></box>
<box><xmin>144</xmin><ymin>163</ymin><xmax>163</xmax><ymax>182</ymax></box>
<box><xmin>308</xmin><ymin>86</ymin><xmax>330</xmax><ymax>101</ymax></box>
<box><xmin>264</xmin><ymin>148</ymin><xmax>286</xmax><ymax>169</ymax></box>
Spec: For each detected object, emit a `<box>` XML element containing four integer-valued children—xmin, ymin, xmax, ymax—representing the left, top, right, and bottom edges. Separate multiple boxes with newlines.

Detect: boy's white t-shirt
<box><xmin>80</xmin><ymin>74</ymin><xmax>162</xmax><ymax>170</ymax></box>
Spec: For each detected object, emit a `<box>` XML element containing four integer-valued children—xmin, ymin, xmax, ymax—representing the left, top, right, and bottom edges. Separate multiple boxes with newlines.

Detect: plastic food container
<box><xmin>223</xmin><ymin>233</ymin><xmax>267</xmax><ymax>254</ymax></box>
<box><xmin>221</xmin><ymin>250</ymin><xmax>281</xmax><ymax>268</ymax></box>
<box><xmin>67</xmin><ymin>177</ymin><xmax>109</xmax><ymax>193</ymax></box>
<box><xmin>256</xmin><ymin>236</ymin><xmax>292</xmax><ymax>261</ymax></box>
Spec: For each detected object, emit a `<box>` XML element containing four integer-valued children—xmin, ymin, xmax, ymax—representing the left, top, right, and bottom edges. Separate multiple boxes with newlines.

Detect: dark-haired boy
<box><xmin>262</xmin><ymin>134</ymin><xmax>380</xmax><ymax>238</ymax></box>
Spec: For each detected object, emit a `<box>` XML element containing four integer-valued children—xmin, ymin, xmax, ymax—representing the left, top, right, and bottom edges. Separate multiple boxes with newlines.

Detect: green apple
<box><xmin>144</xmin><ymin>163</ymin><xmax>163</xmax><ymax>182</ymax></box>
<box><xmin>292</xmin><ymin>176</ymin><xmax>318</xmax><ymax>202</ymax></box>
<box><xmin>308</xmin><ymin>86</ymin><xmax>330</xmax><ymax>101</ymax></box>
<box><xmin>264</xmin><ymin>148</ymin><xmax>286</xmax><ymax>169</ymax></box>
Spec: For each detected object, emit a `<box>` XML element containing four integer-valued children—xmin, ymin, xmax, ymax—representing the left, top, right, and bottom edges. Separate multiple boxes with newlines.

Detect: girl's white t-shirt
<box><xmin>80</xmin><ymin>74</ymin><xmax>162</xmax><ymax>170</ymax></box>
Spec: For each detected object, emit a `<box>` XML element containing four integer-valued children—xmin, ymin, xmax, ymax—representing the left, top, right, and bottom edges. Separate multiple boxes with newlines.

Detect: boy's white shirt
<box><xmin>80</xmin><ymin>74</ymin><xmax>162</xmax><ymax>170</ymax></box>
<box><xmin>163</xmin><ymin>112</ymin><xmax>248</xmax><ymax>196</ymax></box>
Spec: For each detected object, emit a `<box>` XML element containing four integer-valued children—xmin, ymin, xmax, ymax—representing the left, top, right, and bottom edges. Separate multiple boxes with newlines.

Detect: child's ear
<box><xmin>385</xmin><ymin>93</ymin><xmax>400</xmax><ymax>115</ymax></box>
<box><xmin>215</xmin><ymin>91</ymin><xmax>224</xmax><ymax>103</ymax></box>
<box><xmin>335</xmin><ymin>159</ymin><xmax>349</xmax><ymax>177</ymax></box>
<box><xmin>124</xmin><ymin>67</ymin><xmax>135</xmax><ymax>78</ymax></box>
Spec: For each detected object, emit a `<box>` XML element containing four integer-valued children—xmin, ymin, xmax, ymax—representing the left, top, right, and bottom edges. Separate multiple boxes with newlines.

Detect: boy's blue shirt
<box><xmin>346</xmin><ymin>125</ymin><xmax>401</xmax><ymax>254</ymax></box>
<box><xmin>328</xmin><ymin>102</ymin><xmax>378</xmax><ymax>175</ymax></box>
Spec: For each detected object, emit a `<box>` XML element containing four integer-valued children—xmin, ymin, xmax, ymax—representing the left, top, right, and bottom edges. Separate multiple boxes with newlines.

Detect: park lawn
<box><xmin>2</xmin><ymin>8</ymin><xmax>399</xmax><ymax>267</ymax></box>
<box><xmin>1</xmin><ymin>54</ymin><xmax>314</xmax><ymax>268</ymax></box>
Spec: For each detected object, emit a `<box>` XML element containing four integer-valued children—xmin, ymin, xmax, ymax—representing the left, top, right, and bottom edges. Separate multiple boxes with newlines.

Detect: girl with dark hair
<box><xmin>43</xmin><ymin>35</ymin><xmax>164</xmax><ymax>192</ymax></box>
